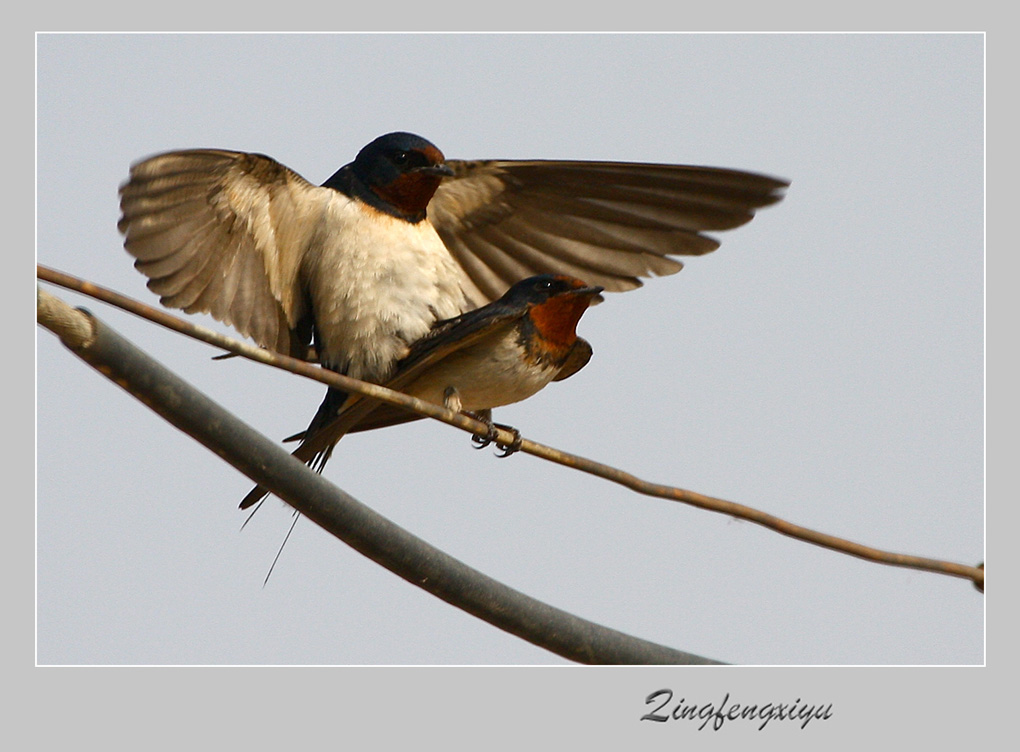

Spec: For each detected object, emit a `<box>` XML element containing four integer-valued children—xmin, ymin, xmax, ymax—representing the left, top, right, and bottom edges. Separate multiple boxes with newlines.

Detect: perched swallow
<box><xmin>118</xmin><ymin>131</ymin><xmax>787</xmax><ymax>389</ymax></box>
<box><xmin>239</xmin><ymin>274</ymin><xmax>603</xmax><ymax>509</ymax></box>
<box><xmin>118</xmin><ymin>132</ymin><xmax>786</xmax><ymax>508</ymax></box>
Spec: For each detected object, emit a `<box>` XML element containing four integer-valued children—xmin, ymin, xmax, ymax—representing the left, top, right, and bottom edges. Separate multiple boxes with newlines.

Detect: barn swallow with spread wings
<box><xmin>117</xmin><ymin>132</ymin><xmax>786</xmax><ymax>502</ymax></box>
<box><xmin>119</xmin><ymin>132</ymin><xmax>785</xmax><ymax>380</ymax></box>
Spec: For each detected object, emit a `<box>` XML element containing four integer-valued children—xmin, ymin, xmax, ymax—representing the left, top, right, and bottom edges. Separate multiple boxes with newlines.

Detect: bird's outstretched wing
<box><xmin>120</xmin><ymin>150</ymin><xmax>786</xmax><ymax>353</ymax></box>
<box><xmin>429</xmin><ymin>159</ymin><xmax>788</xmax><ymax>305</ymax></box>
<box><xmin>118</xmin><ymin>149</ymin><xmax>328</xmax><ymax>357</ymax></box>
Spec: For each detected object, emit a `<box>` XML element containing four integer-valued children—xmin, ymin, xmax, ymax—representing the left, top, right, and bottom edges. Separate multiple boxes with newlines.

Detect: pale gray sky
<box><xmin>37</xmin><ymin>32</ymin><xmax>983</xmax><ymax>665</ymax></box>
<box><xmin>35</xmin><ymin>29</ymin><xmax>984</xmax><ymax>708</ymax></box>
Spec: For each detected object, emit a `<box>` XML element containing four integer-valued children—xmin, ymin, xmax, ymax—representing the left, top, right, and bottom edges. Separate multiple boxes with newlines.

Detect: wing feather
<box><xmin>119</xmin><ymin>149</ymin><xmax>330</xmax><ymax>357</ymax></box>
<box><xmin>430</xmin><ymin>159</ymin><xmax>787</xmax><ymax>302</ymax></box>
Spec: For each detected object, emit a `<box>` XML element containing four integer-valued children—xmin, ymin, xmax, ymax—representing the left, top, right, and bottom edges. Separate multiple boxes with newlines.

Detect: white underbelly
<box><xmin>405</xmin><ymin>334</ymin><xmax>561</xmax><ymax>411</ymax></box>
<box><xmin>305</xmin><ymin>197</ymin><xmax>468</xmax><ymax>381</ymax></box>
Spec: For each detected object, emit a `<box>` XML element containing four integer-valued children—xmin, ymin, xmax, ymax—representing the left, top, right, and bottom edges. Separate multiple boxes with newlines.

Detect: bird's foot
<box><xmin>466</xmin><ymin>411</ymin><xmax>521</xmax><ymax>457</ymax></box>
<box><xmin>468</xmin><ymin>410</ymin><xmax>498</xmax><ymax>449</ymax></box>
<box><xmin>493</xmin><ymin>424</ymin><xmax>523</xmax><ymax>457</ymax></box>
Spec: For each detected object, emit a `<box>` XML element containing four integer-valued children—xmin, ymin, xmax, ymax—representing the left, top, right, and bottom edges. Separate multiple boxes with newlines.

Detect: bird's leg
<box><xmin>443</xmin><ymin>387</ymin><xmax>491</xmax><ymax>447</ymax></box>
<box><xmin>442</xmin><ymin>386</ymin><xmax>464</xmax><ymax>414</ymax></box>
<box><xmin>464</xmin><ymin>407</ymin><xmax>500</xmax><ymax>450</ymax></box>
<box><xmin>468</xmin><ymin>411</ymin><xmax>521</xmax><ymax>457</ymax></box>
<box><xmin>442</xmin><ymin>389</ymin><xmax>521</xmax><ymax>457</ymax></box>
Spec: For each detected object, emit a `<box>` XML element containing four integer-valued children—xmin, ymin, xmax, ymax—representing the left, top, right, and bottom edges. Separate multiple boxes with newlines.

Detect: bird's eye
<box><xmin>536</xmin><ymin>279</ymin><xmax>554</xmax><ymax>290</ymax></box>
<box><xmin>392</xmin><ymin>151</ymin><xmax>409</xmax><ymax>165</ymax></box>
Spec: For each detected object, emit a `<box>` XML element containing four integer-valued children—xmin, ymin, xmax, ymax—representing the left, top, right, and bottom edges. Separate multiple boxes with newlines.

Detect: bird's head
<box><xmin>350</xmin><ymin>132</ymin><xmax>453</xmax><ymax>221</ymax></box>
<box><xmin>508</xmin><ymin>275</ymin><xmax>603</xmax><ymax>349</ymax></box>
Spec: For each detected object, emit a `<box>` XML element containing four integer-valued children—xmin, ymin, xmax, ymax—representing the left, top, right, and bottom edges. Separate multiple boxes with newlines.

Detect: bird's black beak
<box><xmin>416</xmin><ymin>163</ymin><xmax>455</xmax><ymax>178</ymax></box>
<box><xmin>572</xmin><ymin>285</ymin><xmax>605</xmax><ymax>305</ymax></box>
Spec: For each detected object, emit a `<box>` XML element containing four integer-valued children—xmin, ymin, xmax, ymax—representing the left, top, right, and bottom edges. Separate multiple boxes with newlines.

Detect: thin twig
<box><xmin>37</xmin><ymin>265</ymin><xmax>985</xmax><ymax>592</ymax></box>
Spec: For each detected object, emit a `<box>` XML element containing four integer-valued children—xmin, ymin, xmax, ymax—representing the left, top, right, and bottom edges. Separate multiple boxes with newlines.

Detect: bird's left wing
<box><xmin>428</xmin><ymin>159</ymin><xmax>788</xmax><ymax>305</ymax></box>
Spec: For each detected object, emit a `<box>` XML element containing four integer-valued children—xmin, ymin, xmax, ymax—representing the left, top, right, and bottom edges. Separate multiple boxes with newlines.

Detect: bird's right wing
<box><xmin>118</xmin><ymin>149</ymin><xmax>332</xmax><ymax>357</ymax></box>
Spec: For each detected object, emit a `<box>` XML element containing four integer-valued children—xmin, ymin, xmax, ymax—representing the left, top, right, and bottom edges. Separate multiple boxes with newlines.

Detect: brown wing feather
<box><xmin>552</xmin><ymin>337</ymin><xmax>593</xmax><ymax>382</ymax></box>
<box><xmin>429</xmin><ymin>159</ymin><xmax>788</xmax><ymax>304</ymax></box>
<box><xmin>118</xmin><ymin>149</ymin><xmax>329</xmax><ymax>357</ymax></box>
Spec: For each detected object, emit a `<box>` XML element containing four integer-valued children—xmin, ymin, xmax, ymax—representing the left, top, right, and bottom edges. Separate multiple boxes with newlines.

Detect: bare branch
<box><xmin>37</xmin><ymin>265</ymin><xmax>985</xmax><ymax>592</ymax></box>
<box><xmin>38</xmin><ymin>286</ymin><xmax>722</xmax><ymax>665</ymax></box>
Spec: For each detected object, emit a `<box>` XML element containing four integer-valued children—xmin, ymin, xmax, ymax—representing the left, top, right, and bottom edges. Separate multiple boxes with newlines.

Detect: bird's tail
<box><xmin>237</xmin><ymin>388</ymin><xmax>350</xmax><ymax>510</ymax></box>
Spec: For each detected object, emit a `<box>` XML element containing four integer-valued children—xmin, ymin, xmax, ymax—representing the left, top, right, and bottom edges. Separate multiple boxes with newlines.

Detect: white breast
<box><xmin>303</xmin><ymin>195</ymin><xmax>469</xmax><ymax>381</ymax></box>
